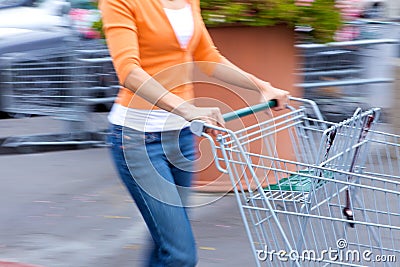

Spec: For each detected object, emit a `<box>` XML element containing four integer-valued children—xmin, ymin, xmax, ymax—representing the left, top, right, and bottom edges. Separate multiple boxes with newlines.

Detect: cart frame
<box><xmin>191</xmin><ymin>98</ymin><xmax>399</xmax><ymax>267</ymax></box>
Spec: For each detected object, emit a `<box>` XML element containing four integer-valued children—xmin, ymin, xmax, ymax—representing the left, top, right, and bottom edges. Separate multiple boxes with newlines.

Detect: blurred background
<box><xmin>0</xmin><ymin>0</ymin><xmax>399</xmax><ymax>125</ymax></box>
<box><xmin>0</xmin><ymin>0</ymin><xmax>399</xmax><ymax>266</ymax></box>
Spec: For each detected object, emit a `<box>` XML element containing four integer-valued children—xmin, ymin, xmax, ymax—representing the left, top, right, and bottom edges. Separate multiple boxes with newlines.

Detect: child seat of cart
<box><xmin>263</xmin><ymin>107</ymin><xmax>378</xmax><ymax>203</ymax></box>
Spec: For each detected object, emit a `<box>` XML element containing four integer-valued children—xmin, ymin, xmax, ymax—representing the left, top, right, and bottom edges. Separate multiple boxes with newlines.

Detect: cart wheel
<box><xmin>0</xmin><ymin>111</ymin><xmax>10</xmax><ymax>119</ymax></box>
<box><xmin>7</xmin><ymin>112</ymin><xmax>32</xmax><ymax>119</ymax></box>
<box><xmin>16</xmin><ymin>145</ymin><xmax>36</xmax><ymax>154</ymax></box>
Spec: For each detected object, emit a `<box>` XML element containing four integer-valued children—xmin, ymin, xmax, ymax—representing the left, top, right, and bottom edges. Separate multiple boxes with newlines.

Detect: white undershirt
<box><xmin>164</xmin><ymin>4</ymin><xmax>194</xmax><ymax>49</ymax></box>
<box><xmin>108</xmin><ymin>4</ymin><xmax>194</xmax><ymax>132</ymax></box>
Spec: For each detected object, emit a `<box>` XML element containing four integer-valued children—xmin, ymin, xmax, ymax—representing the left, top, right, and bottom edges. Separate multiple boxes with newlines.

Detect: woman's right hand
<box><xmin>180</xmin><ymin>105</ymin><xmax>225</xmax><ymax>135</ymax></box>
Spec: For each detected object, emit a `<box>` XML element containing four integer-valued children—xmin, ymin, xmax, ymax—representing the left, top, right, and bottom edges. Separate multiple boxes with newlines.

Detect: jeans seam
<box><xmin>132</xmin><ymin>177</ymin><xmax>170</xmax><ymax>263</ymax></box>
<box><xmin>111</xmin><ymin>136</ymin><xmax>169</xmax><ymax>262</ymax></box>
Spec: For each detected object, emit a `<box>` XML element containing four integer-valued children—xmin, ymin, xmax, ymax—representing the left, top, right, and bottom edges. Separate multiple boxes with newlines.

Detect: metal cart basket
<box><xmin>190</xmin><ymin>98</ymin><xmax>399</xmax><ymax>267</ymax></box>
<box><xmin>0</xmin><ymin>39</ymin><xmax>118</xmax><ymax>149</ymax></box>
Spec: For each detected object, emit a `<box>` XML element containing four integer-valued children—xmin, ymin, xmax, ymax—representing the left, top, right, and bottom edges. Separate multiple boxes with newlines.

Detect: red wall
<box><xmin>192</xmin><ymin>25</ymin><xmax>303</xmax><ymax>192</ymax></box>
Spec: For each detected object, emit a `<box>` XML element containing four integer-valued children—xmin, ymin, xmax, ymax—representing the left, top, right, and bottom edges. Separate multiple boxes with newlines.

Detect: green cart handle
<box><xmin>190</xmin><ymin>100</ymin><xmax>277</xmax><ymax>136</ymax></box>
<box><xmin>222</xmin><ymin>99</ymin><xmax>277</xmax><ymax>122</ymax></box>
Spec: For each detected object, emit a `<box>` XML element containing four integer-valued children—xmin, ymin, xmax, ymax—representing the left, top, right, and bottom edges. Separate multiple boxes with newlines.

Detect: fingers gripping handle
<box><xmin>190</xmin><ymin>100</ymin><xmax>277</xmax><ymax>136</ymax></box>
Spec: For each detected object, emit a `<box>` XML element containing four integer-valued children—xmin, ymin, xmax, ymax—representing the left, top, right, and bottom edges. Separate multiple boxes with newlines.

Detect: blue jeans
<box><xmin>108</xmin><ymin>124</ymin><xmax>198</xmax><ymax>267</ymax></box>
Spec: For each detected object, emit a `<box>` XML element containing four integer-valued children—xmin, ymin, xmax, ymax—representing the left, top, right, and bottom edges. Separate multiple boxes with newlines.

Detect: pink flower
<box><xmin>69</xmin><ymin>8</ymin><xmax>91</xmax><ymax>22</ymax></box>
<box><xmin>335</xmin><ymin>0</ymin><xmax>362</xmax><ymax>20</ymax></box>
<box><xmin>295</xmin><ymin>0</ymin><xmax>314</xmax><ymax>7</ymax></box>
<box><xmin>334</xmin><ymin>26</ymin><xmax>360</xmax><ymax>41</ymax></box>
<box><xmin>85</xmin><ymin>29</ymin><xmax>101</xmax><ymax>39</ymax></box>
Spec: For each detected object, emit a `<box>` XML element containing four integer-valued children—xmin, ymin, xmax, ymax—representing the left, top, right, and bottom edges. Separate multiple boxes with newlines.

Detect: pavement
<box><xmin>0</xmin><ymin>116</ymin><xmax>254</xmax><ymax>267</ymax></box>
<box><xmin>2</xmin><ymin>111</ymin><xmax>398</xmax><ymax>267</ymax></box>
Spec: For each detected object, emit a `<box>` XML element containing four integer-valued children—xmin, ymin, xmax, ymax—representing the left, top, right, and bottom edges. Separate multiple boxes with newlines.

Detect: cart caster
<box><xmin>7</xmin><ymin>112</ymin><xmax>32</xmax><ymax>119</ymax></box>
<box><xmin>343</xmin><ymin>208</ymin><xmax>355</xmax><ymax>228</ymax></box>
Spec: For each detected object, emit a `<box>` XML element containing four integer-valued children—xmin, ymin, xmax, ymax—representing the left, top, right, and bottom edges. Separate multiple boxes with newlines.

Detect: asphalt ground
<box><xmin>1</xmin><ymin>111</ymin><xmax>399</xmax><ymax>267</ymax></box>
<box><xmin>0</xmin><ymin>113</ymin><xmax>254</xmax><ymax>267</ymax></box>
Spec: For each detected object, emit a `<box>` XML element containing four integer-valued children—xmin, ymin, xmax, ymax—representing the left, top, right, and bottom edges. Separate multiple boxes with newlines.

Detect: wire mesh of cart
<box><xmin>0</xmin><ymin>46</ymin><xmax>85</xmax><ymax>120</ymax></box>
<box><xmin>74</xmin><ymin>40</ymin><xmax>119</xmax><ymax>134</ymax></box>
<box><xmin>74</xmin><ymin>40</ymin><xmax>119</xmax><ymax>109</ymax></box>
<box><xmin>0</xmin><ymin>40</ymin><xmax>119</xmax><ymax>117</ymax></box>
<box><xmin>0</xmin><ymin>39</ymin><xmax>119</xmax><ymax>147</ymax></box>
<box><xmin>357</xmin><ymin>127</ymin><xmax>400</xmax><ymax>181</ymax></box>
<box><xmin>190</xmin><ymin>97</ymin><xmax>399</xmax><ymax>267</ymax></box>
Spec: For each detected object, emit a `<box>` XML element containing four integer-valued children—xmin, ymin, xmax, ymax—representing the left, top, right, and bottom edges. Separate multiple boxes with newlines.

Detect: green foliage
<box><xmin>200</xmin><ymin>0</ymin><xmax>343</xmax><ymax>43</ymax></box>
<box><xmin>92</xmin><ymin>18</ymin><xmax>104</xmax><ymax>39</ymax></box>
<box><xmin>92</xmin><ymin>0</ymin><xmax>342</xmax><ymax>43</ymax></box>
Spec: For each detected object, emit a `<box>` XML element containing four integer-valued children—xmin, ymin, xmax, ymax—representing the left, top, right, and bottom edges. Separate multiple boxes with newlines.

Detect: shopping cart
<box><xmin>190</xmin><ymin>98</ymin><xmax>399</xmax><ymax>267</ymax></box>
<box><xmin>0</xmin><ymin>40</ymin><xmax>116</xmax><ymax>150</ymax></box>
<box><xmin>0</xmin><ymin>47</ymin><xmax>83</xmax><ymax>118</ymax></box>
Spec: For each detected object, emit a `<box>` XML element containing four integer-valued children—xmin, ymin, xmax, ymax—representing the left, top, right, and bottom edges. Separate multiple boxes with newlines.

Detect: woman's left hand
<box><xmin>258</xmin><ymin>81</ymin><xmax>290</xmax><ymax>111</ymax></box>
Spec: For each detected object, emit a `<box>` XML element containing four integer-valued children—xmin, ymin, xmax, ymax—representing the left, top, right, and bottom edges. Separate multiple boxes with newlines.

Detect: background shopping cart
<box><xmin>0</xmin><ymin>38</ymin><xmax>118</xmax><ymax>149</ymax></box>
<box><xmin>191</xmin><ymin>98</ymin><xmax>399</xmax><ymax>266</ymax></box>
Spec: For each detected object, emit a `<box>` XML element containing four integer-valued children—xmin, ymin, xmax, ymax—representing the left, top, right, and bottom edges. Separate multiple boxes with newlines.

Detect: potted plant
<box><xmin>200</xmin><ymin>0</ymin><xmax>342</xmax><ymax>43</ymax></box>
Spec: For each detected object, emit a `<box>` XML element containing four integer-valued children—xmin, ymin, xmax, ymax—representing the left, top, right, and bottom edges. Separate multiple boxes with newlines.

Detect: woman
<box><xmin>100</xmin><ymin>0</ymin><xmax>290</xmax><ymax>266</ymax></box>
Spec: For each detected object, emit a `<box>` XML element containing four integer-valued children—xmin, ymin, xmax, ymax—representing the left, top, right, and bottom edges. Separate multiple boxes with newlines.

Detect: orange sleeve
<box><xmin>193</xmin><ymin>22</ymin><xmax>222</xmax><ymax>63</ymax></box>
<box><xmin>99</xmin><ymin>0</ymin><xmax>140</xmax><ymax>85</ymax></box>
<box><xmin>192</xmin><ymin>2</ymin><xmax>224</xmax><ymax>75</ymax></box>
<box><xmin>192</xmin><ymin>22</ymin><xmax>225</xmax><ymax>75</ymax></box>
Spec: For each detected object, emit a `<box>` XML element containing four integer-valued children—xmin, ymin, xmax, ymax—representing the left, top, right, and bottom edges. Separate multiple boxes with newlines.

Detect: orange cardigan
<box><xmin>99</xmin><ymin>0</ymin><xmax>224</xmax><ymax>109</ymax></box>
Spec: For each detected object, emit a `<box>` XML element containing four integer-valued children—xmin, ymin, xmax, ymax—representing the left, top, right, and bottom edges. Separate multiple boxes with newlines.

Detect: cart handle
<box><xmin>190</xmin><ymin>100</ymin><xmax>277</xmax><ymax>137</ymax></box>
<box><xmin>222</xmin><ymin>100</ymin><xmax>277</xmax><ymax>122</ymax></box>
